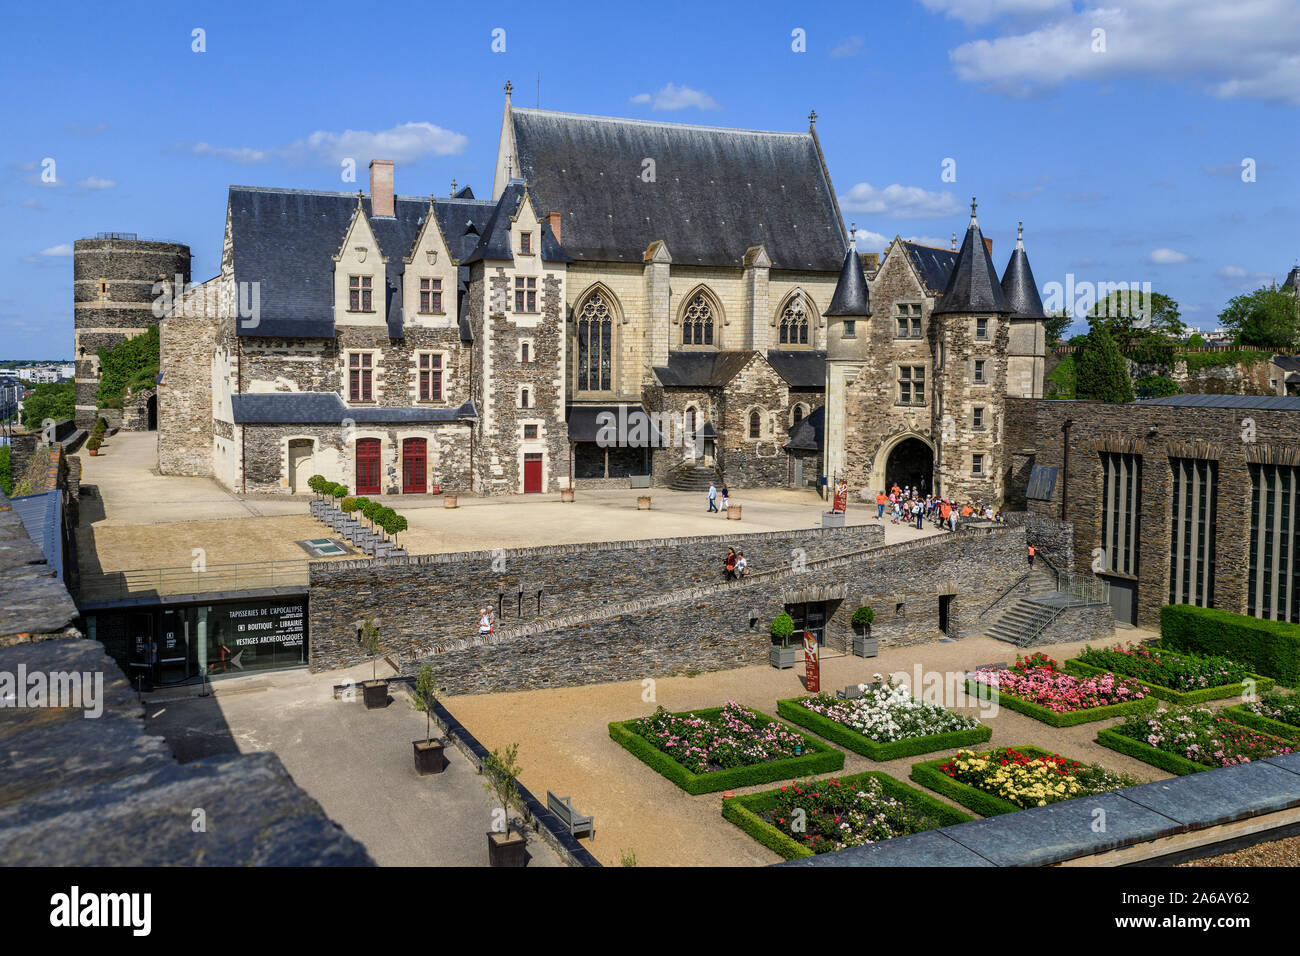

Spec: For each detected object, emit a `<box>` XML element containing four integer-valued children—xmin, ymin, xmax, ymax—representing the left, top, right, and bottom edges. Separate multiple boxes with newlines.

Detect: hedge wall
<box><xmin>721</xmin><ymin>770</ymin><xmax>974</xmax><ymax>861</ymax></box>
<box><xmin>608</xmin><ymin>706</ymin><xmax>844</xmax><ymax>795</ymax></box>
<box><xmin>776</xmin><ymin>697</ymin><xmax>992</xmax><ymax>761</ymax></box>
<box><xmin>909</xmin><ymin>745</ymin><xmax>1062</xmax><ymax>818</ymax></box>
<box><xmin>1063</xmin><ymin>658</ymin><xmax>1274</xmax><ymax>705</ymax></box>
<box><xmin>1160</xmin><ymin>605</ymin><xmax>1300</xmax><ymax>687</ymax></box>
<box><xmin>1221</xmin><ymin>703</ymin><xmax>1300</xmax><ymax>742</ymax></box>
<box><xmin>963</xmin><ymin>679</ymin><xmax>1158</xmax><ymax>727</ymax></box>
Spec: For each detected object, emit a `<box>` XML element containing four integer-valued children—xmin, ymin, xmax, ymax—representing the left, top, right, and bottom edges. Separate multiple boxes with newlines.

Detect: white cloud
<box><xmin>76</xmin><ymin>176</ymin><xmax>115</xmax><ymax>189</ymax></box>
<box><xmin>192</xmin><ymin>142</ymin><xmax>269</xmax><ymax>164</ymax></box>
<box><xmin>1148</xmin><ymin>248</ymin><xmax>1193</xmax><ymax>265</ymax></box>
<box><xmin>839</xmin><ymin>182</ymin><xmax>962</xmax><ymax>219</ymax></box>
<box><xmin>628</xmin><ymin>83</ymin><xmax>720</xmax><ymax>111</ymax></box>
<box><xmin>1216</xmin><ymin>265</ymin><xmax>1247</xmax><ymax>278</ymax></box>
<box><xmin>830</xmin><ymin>36</ymin><xmax>865</xmax><ymax>58</ymax></box>
<box><xmin>853</xmin><ymin>229</ymin><xmax>891</xmax><ymax>251</ymax></box>
<box><xmin>191</xmin><ymin>121</ymin><xmax>469</xmax><ymax>168</ymax></box>
<box><xmin>39</xmin><ymin>244</ymin><xmax>73</xmax><ymax>256</ymax></box>
<box><xmin>938</xmin><ymin>0</ymin><xmax>1300</xmax><ymax>105</ymax></box>
<box><xmin>918</xmin><ymin>0</ymin><xmax>1069</xmax><ymax>24</ymax></box>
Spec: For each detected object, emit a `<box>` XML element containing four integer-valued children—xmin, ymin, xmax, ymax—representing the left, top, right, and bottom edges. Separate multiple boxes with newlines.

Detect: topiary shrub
<box><xmin>341</xmin><ymin>496</ymin><xmax>357</xmax><ymax>515</ymax></box>
<box><xmin>771</xmin><ymin>612</ymin><xmax>794</xmax><ymax>647</ymax></box>
<box><xmin>1160</xmin><ymin>604</ymin><xmax>1300</xmax><ymax>686</ymax></box>
<box><xmin>851</xmin><ymin>606</ymin><xmax>875</xmax><ymax>632</ymax></box>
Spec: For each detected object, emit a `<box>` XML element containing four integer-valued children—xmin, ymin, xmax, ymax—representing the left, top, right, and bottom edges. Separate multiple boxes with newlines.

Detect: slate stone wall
<box><xmin>1000</xmin><ymin>511</ymin><xmax>1074</xmax><ymax>574</ymax></box>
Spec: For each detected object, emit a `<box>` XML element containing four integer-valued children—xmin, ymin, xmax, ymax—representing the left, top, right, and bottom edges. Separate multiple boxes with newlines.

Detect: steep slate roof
<box><xmin>902</xmin><ymin>242</ymin><xmax>959</xmax><ymax>295</ymax></box>
<box><xmin>227</xmin><ymin>187</ymin><xmax>495</xmax><ymax>339</ymax></box>
<box><xmin>1285</xmin><ymin>266</ymin><xmax>1300</xmax><ymax>294</ymax></box>
<box><xmin>825</xmin><ymin>246</ymin><xmax>871</xmax><ymax>316</ymax></box>
<box><xmin>232</xmin><ymin>392</ymin><xmax>477</xmax><ymax>424</ymax></box>
<box><xmin>566</xmin><ymin>403</ymin><xmax>661</xmax><ymax>444</ymax></box>
<box><xmin>509</xmin><ymin>108</ymin><xmax>845</xmax><ymax>271</ymax></box>
<box><xmin>785</xmin><ymin>405</ymin><xmax>824</xmax><ymax>452</ymax></box>
<box><xmin>933</xmin><ymin>205</ymin><xmax>1013</xmax><ymax>315</ymax></box>
<box><xmin>767</xmin><ymin>349</ymin><xmax>827</xmax><ymax>389</ymax></box>
<box><xmin>653</xmin><ymin>351</ymin><xmax>759</xmax><ymax>388</ymax></box>
<box><xmin>1000</xmin><ymin>225</ymin><xmax>1047</xmax><ymax>319</ymax></box>
<box><xmin>462</xmin><ymin>180</ymin><xmax>571</xmax><ymax>265</ymax></box>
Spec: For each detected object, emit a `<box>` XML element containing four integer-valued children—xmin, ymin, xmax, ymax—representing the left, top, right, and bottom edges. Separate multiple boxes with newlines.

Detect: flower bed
<box><xmin>910</xmin><ymin>746</ymin><xmax>1142</xmax><ymax>817</ymax></box>
<box><xmin>1066</xmin><ymin>643</ymin><xmax>1273</xmax><ymax>705</ymax></box>
<box><xmin>776</xmin><ymin>679</ymin><xmax>991</xmax><ymax>760</ymax></box>
<box><xmin>608</xmin><ymin>702</ymin><xmax>844</xmax><ymax>795</ymax></box>
<box><xmin>1223</xmin><ymin>692</ymin><xmax>1300</xmax><ymax>741</ymax></box>
<box><xmin>966</xmin><ymin>662</ymin><xmax>1156</xmax><ymax>727</ymax></box>
<box><xmin>722</xmin><ymin>771</ymin><xmax>974</xmax><ymax>860</ymax></box>
<box><xmin>1098</xmin><ymin>705</ymin><xmax>1295</xmax><ymax>775</ymax></box>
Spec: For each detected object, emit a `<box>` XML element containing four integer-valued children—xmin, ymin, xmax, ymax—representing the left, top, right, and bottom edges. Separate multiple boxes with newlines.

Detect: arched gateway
<box><xmin>873</xmin><ymin>434</ymin><xmax>935</xmax><ymax>496</ymax></box>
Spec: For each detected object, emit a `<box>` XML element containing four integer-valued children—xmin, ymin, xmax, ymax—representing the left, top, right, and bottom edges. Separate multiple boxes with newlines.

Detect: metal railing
<box><xmin>78</xmin><ymin>559</ymin><xmax>310</xmax><ymax>604</ymax></box>
<box><xmin>1018</xmin><ymin>570</ymin><xmax>1110</xmax><ymax>645</ymax></box>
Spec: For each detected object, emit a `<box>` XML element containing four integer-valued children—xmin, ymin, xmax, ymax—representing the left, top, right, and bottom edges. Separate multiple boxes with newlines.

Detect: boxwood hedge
<box><xmin>1095</xmin><ymin>726</ymin><xmax>1209</xmax><ymax>776</ymax></box>
<box><xmin>1160</xmin><ymin>604</ymin><xmax>1300</xmax><ymax>687</ymax></box>
<box><xmin>721</xmin><ymin>770</ymin><xmax>975</xmax><ymax>860</ymax></box>
<box><xmin>964</xmin><ymin>679</ymin><xmax>1158</xmax><ymax>727</ymax></box>
<box><xmin>776</xmin><ymin>696</ymin><xmax>991</xmax><ymax>760</ymax></box>
<box><xmin>1063</xmin><ymin>657</ymin><xmax>1273</xmax><ymax>705</ymax></box>
<box><xmin>608</xmin><ymin>706</ymin><xmax>844</xmax><ymax>795</ymax></box>
<box><xmin>1221</xmin><ymin>703</ymin><xmax>1300</xmax><ymax>741</ymax></box>
<box><xmin>909</xmin><ymin>745</ymin><xmax>1061</xmax><ymax>818</ymax></box>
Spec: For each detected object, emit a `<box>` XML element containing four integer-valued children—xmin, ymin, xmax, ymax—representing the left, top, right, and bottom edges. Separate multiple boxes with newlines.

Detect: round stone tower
<box><xmin>73</xmin><ymin>234</ymin><xmax>191</xmax><ymax>428</ymax></box>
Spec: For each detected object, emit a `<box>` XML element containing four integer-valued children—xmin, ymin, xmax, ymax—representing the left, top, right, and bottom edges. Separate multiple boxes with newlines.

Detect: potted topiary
<box><xmin>328</xmin><ymin>484</ymin><xmax>348</xmax><ymax>529</ymax></box>
<box><xmin>359</xmin><ymin>615</ymin><xmax>388</xmax><ymax>709</ymax></box>
<box><xmin>86</xmin><ymin>435</ymin><xmax>101</xmax><ymax>457</ymax></box>
<box><xmin>411</xmin><ymin>664</ymin><xmax>445</xmax><ymax>774</ymax></box>
<box><xmin>637</xmin><ymin>495</ymin><xmax>652</xmax><ymax>510</ymax></box>
<box><xmin>852</xmin><ymin>606</ymin><xmax>878</xmax><ymax>658</ymax></box>
<box><xmin>769</xmin><ymin>612</ymin><xmax>796</xmax><ymax>669</ymax></box>
<box><xmin>483</xmin><ymin>742</ymin><xmax>527</xmax><ymax>867</ymax></box>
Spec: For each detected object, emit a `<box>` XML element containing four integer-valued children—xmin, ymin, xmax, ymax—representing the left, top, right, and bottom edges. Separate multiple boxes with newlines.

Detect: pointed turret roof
<box><xmin>1000</xmin><ymin>221</ymin><xmax>1047</xmax><ymax>319</ymax></box>
<box><xmin>824</xmin><ymin>230</ymin><xmax>871</xmax><ymax>317</ymax></box>
<box><xmin>933</xmin><ymin>198</ymin><xmax>1013</xmax><ymax>315</ymax></box>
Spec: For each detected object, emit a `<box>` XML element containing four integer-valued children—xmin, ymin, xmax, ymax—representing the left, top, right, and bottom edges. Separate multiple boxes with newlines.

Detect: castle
<box><xmin>79</xmin><ymin>85</ymin><xmax>1049</xmax><ymax>502</ymax></box>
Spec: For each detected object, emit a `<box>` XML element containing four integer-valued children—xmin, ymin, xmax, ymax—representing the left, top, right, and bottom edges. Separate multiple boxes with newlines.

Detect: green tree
<box><xmin>1219</xmin><ymin>287</ymin><xmax>1299</xmax><ymax>350</ymax></box>
<box><xmin>1186</xmin><ymin>332</ymin><xmax>1205</xmax><ymax>348</ymax></box>
<box><xmin>20</xmin><ymin>381</ymin><xmax>75</xmax><ymax>431</ymax></box>
<box><xmin>1043</xmin><ymin>309</ymin><xmax>1074</xmax><ymax>346</ymax></box>
<box><xmin>1075</xmin><ymin>324</ymin><xmax>1134</xmax><ymax>403</ymax></box>
<box><xmin>1088</xmin><ymin>289</ymin><xmax>1185</xmax><ymax>347</ymax></box>
<box><xmin>1045</xmin><ymin>355</ymin><xmax>1076</xmax><ymax>398</ymax></box>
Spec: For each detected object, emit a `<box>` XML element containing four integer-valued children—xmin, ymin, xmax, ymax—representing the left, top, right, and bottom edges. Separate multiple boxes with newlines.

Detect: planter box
<box><xmin>413</xmin><ymin>739</ymin><xmax>446</xmax><ymax>775</ymax></box>
<box><xmin>1063</xmin><ymin>658</ymin><xmax>1275</xmax><ymax>705</ymax></box>
<box><xmin>637</xmin><ymin>495</ymin><xmax>651</xmax><ymax>510</ymax></box>
<box><xmin>560</xmin><ymin>488</ymin><xmax>575</xmax><ymax>502</ymax></box>
<box><xmin>910</xmin><ymin>745</ymin><xmax>1079</xmax><ymax>817</ymax></box>
<box><xmin>821</xmin><ymin>512</ymin><xmax>846</xmax><ymax>528</ymax></box>
<box><xmin>629</xmin><ymin>474</ymin><xmax>651</xmax><ymax>489</ymax></box>
<box><xmin>770</xmin><ymin>645</ymin><xmax>797</xmax><ymax>669</ymax></box>
<box><xmin>853</xmin><ymin>634</ymin><xmax>879</xmax><ymax>658</ymax></box>
<box><xmin>963</xmin><ymin>678</ymin><xmax>1159</xmax><ymax>727</ymax></box>
<box><xmin>362</xmin><ymin>679</ymin><xmax>389</xmax><ymax>709</ymax></box>
<box><xmin>726</xmin><ymin>505</ymin><xmax>742</xmax><ymax>520</ymax></box>
<box><xmin>776</xmin><ymin>697</ymin><xmax>991</xmax><ymax>761</ymax></box>
<box><xmin>444</xmin><ymin>494</ymin><xmax>458</xmax><ymax>509</ymax></box>
<box><xmin>487</xmin><ymin>829</ymin><xmax>528</xmax><ymax>867</ymax></box>
<box><xmin>722</xmin><ymin>770</ymin><xmax>975</xmax><ymax>860</ymax></box>
<box><xmin>608</xmin><ymin>706</ymin><xmax>843</xmax><ymax>795</ymax></box>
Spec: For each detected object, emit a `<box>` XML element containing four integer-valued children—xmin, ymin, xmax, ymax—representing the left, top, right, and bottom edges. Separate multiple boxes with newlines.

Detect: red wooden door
<box><xmin>355</xmin><ymin>438</ymin><xmax>381</xmax><ymax>495</ymax></box>
<box><xmin>523</xmin><ymin>453</ymin><xmax>543</xmax><ymax>494</ymax></box>
<box><xmin>402</xmin><ymin>438</ymin><xmax>427</xmax><ymax>494</ymax></box>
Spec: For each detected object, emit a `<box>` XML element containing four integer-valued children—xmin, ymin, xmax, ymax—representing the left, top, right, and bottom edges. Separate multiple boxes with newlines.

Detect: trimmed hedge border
<box><xmin>1063</xmin><ymin>657</ymin><xmax>1274</xmax><ymax>705</ymax></box>
<box><xmin>776</xmin><ymin>697</ymin><xmax>992</xmax><ymax>760</ymax></box>
<box><xmin>1095</xmin><ymin>726</ymin><xmax>1212</xmax><ymax>776</ymax></box>
<box><xmin>1221</xmin><ymin>703</ymin><xmax>1300</xmax><ymax>742</ymax></box>
<box><xmin>608</xmin><ymin>706</ymin><xmax>845</xmax><ymax>795</ymax></box>
<box><xmin>909</xmin><ymin>745</ymin><xmax>1065</xmax><ymax>818</ymax></box>
<box><xmin>721</xmin><ymin>770</ymin><xmax>975</xmax><ymax>861</ymax></box>
<box><xmin>964</xmin><ymin>679</ymin><xmax>1158</xmax><ymax>727</ymax></box>
<box><xmin>1160</xmin><ymin>604</ymin><xmax>1300</xmax><ymax>686</ymax></box>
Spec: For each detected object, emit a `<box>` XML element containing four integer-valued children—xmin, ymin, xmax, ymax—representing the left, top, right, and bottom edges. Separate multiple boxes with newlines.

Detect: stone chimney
<box><xmin>369</xmin><ymin>160</ymin><xmax>395</xmax><ymax>217</ymax></box>
<box><xmin>546</xmin><ymin>211</ymin><xmax>562</xmax><ymax>245</ymax></box>
<box><xmin>983</xmin><ymin>236</ymin><xmax>993</xmax><ymax>257</ymax></box>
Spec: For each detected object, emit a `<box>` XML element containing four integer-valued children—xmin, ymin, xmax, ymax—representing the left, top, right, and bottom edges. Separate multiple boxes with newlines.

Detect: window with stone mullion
<box><xmin>576</xmin><ymin>293</ymin><xmax>613</xmax><ymax>392</ymax></box>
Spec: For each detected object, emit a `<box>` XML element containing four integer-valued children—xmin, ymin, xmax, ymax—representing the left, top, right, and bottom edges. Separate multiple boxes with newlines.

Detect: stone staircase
<box><xmin>987</xmin><ymin>569</ymin><xmax>1104</xmax><ymax>646</ymax></box>
<box><xmin>668</xmin><ymin>463</ymin><xmax>722</xmax><ymax>492</ymax></box>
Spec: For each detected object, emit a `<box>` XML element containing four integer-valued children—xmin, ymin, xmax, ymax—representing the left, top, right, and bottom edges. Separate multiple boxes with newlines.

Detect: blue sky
<box><xmin>2</xmin><ymin>0</ymin><xmax>1297</xmax><ymax>358</ymax></box>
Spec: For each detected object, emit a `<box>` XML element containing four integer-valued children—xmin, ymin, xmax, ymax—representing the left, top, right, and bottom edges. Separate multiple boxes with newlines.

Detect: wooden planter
<box><xmin>770</xmin><ymin>644</ymin><xmax>797</xmax><ymax>669</ymax></box>
<box><xmin>637</xmin><ymin>495</ymin><xmax>652</xmax><ymax>510</ymax></box>
<box><xmin>853</xmin><ymin>631</ymin><xmax>879</xmax><ymax>658</ymax></box>
<box><xmin>444</xmin><ymin>494</ymin><xmax>458</xmax><ymax>509</ymax></box>
<box><xmin>727</xmin><ymin>505</ymin><xmax>742</xmax><ymax>520</ymax></box>
<box><xmin>413</xmin><ymin>739</ymin><xmax>446</xmax><ymax>775</ymax></box>
<box><xmin>362</xmin><ymin>679</ymin><xmax>389</xmax><ymax>709</ymax></box>
<box><xmin>487</xmin><ymin>829</ymin><xmax>528</xmax><ymax>867</ymax></box>
<box><xmin>561</xmin><ymin>488</ymin><xmax>575</xmax><ymax>502</ymax></box>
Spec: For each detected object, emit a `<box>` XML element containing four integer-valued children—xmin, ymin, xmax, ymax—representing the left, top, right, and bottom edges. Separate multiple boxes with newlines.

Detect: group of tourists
<box><xmin>706</xmin><ymin>482</ymin><xmax>731</xmax><ymax>513</ymax></box>
<box><xmin>723</xmin><ymin>547</ymin><xmax>748</xmax><ymax>580</ymax></box>
<box><xmin>873</xmin><ymin>483</ymin><xmax>1005</xmax><ymax>532</ymax></box>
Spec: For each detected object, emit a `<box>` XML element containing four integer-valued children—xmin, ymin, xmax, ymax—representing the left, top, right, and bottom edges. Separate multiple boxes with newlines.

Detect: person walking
<box><xmin>949</xmin><ymin>504</ymin><xmax>958</xmax><ymax>533</ymax></box>
<box><xmin>1028</xmin><ymin>544</ymin><xmax>1036</xmax><ymax>569</ymax></box>
<box><xmin>736</xmin><ymin>551</ymin><xmax>748</xmax><ymax>579</ymax></box>
<box><xmin>707</xmin><ymin>482</ymin><xmax>719</xmax><ymax>513</ymax></box>
<box><xmin>914</xmin><ymin>499</ymin><xmax>924</xmax><ymax>530</ymax></box>
<box><xmin>875</xmin><ymin>490</ymin><xmax>886</xmax><ymax>520</ymax></box>
<box><xmin>720</xmin><ymin>485</ymin><xmax>730</xmax><ymax>511</ymax></box>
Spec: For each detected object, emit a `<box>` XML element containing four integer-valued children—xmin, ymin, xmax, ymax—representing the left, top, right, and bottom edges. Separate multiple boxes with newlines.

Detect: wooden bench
<box><xmin>547</xmin><ymin>791</ymin><xmax>594</xmax><ymax>840</ymax></box>
<box><xmin>836</xmin><ymin>684</ymin><xmax>864</xmax><ymax>699</ymax></box>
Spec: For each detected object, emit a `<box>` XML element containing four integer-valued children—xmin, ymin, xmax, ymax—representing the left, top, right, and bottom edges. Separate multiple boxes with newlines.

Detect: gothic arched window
<box><xmin>792</xmin><ymin>404</ymin><xmax>805</xmax><ymax>428</ymax></box>
<box><xmin>575</xmin><ymin>290</ymin><xmax>613</xmax><ymax>392</ymax></box>
<box><xmin>779</xmin><ymin>295</ymin><xmax>811</xmax><ymax>346</ymax></box>
<box><xmin>682</xmin><ymin>292</ymin><xmax>714</xmax><ymax>346</ymax></box>
<box><xmin>685</xmin><ymin>406</ymin><xmax>697</xmax><ymax>436</ymax></box>
<box><xmin>749</xmin><ymin>410</ymin><xmax>762</xmax><ymax>439</ymax></box>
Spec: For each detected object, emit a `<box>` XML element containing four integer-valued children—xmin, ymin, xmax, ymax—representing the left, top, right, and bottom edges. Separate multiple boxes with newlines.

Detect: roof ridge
<box><xmin>231</xmin><ymin>184</ymin><xmax>494</xmax><ymax>207</ymax></box>
<box><xmin>513</xmin><ymin>106</ymin><xmax>810</xmax><ymax>138</ymax></box>
<box><xmin>904</xmin><ymin>240</ymin><xmax>958</xmax><ymax>254</ymax></box>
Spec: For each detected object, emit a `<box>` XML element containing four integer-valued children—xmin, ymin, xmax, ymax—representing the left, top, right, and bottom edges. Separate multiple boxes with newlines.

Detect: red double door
<box><xmin>356</xmin><ymin>438</ymin><xmax>429</xmax><ymax>495</ymax></box>
<box><xmin>355</xmin><ymin>438</ymin><xmax>381</xmax><ymax>495</ymax></box>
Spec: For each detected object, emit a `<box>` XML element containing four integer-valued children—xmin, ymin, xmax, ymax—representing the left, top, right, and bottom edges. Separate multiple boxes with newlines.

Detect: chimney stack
<box><xmin>546</xmin><ymin>211</ymin><xmax>562</xmax><ymax>245</ymax></box>
<box><xmin>983</xmin><ymin>236</ymin><xmax>993</xmax><ymax>257</ymax></box>
<box><xmin>369</xmin><ymin>160</ymin><xmax>394</xmax><ymax>217</ymax></box>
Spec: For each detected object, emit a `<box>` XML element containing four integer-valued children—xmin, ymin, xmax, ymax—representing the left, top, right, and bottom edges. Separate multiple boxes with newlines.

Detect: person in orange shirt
<box><xmin>961</xmin><ymin>503</ymin><xmax>973</xmax><ymax>518</ymax></box>
<box><xmin>890</xmin><ymin>483</ymin><xmax>901</xmax><ymax>497</ymax></box>
<box><xmin>875</xmin><ymin>491</ymin><xmax>887</xmax><ymax>520</ymax></box>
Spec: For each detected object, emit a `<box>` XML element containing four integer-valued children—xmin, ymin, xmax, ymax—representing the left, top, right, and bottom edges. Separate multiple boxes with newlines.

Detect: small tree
<box><xmin>359</xmin><ymin>615</ymin><xmax>382</xmax><ymax>682</ymax></box>
<box><xmin>482</xmin><ymin>742</ymin><xmax>522</xmax><ymax>836</ymax></box>
<box><xmin>413</xmin><ymin>664</ymin><xmax>440</xmax><ymax>743</ymax></box>
<box><xmin>1075</xmin><ymin>323</ymin><xmax>1134</xmax><ymax>403</ymax></box>
<box><xmin>851</xmin><ymin>606</ymin><xmax>875</xmax><ymax>631</ymax></box>
<box><xmin>341</xmin><ymin>496</ymin><xmax>358</xmax><ymax>516</ymax></box>
<box><xmin>771</xmin><ymin>612</ymin><xmax>794</xmax><ymax>648</ymax></box>
<box><xmin>389</xmin><ymin>513</ymin><xmax>408</xmax><ymax>546</ymax></box>
<box><xmin>353</xmin><ymin>496</ymin><xmax>372</xmax><ymax>523</ymax></box>
<box><xmin>331</xmin><ymin>483</ymin><xmax>347</xmax><ymax>504</ymax></box>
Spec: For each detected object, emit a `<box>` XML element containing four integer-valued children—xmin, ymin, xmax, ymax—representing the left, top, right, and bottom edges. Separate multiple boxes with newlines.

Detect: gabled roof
<box><xmin>1284</xmin><ymin>266</ymin><xmax>1300</xmax><ymax>294</ymax></box>
<box><xmin>825</xmin><ymin>246</ymin><xmax>871</xmax><ymax>317</ymax></box>
<box><xmin>227</xmin><ymin>186</ymin><xmax>495</xmax><ymax>339</ymax></box>
<box><xmin>1000</xmin><ymin>224</ymin><xmax>1047</xmax><ymax>320</ymax></box>
<box><xmin>933</xmin><ymin>202</ymin><xmax>1013</xmax><ymax>315</ymax></box>
<box><xmin>509</xmin><ymin>107</ymin><xmax>845</xmax><ymax>271</ymax></box>
<box><xmin>462</xmin><ymin>180</ymin><xmax>571</xmax><ymax>265</ymax></box>
<box><xmin>902</xmin><ymin>242</ymin><xmax>959</xmax><ymax>295</ymax></box>
<box><xmin>766</xmin><ymin>349</ymin><xmax>826</xmax><ymax>389</ymax></box>
<box><xmin>785</xmin><ymin>404</ymin><xmax>824</xmax><ymax>452</ymax></box>
<box><xmin>653</xmin><ymin>351</ymin><xmax>759</xmax><ymax>388</ymax></box>
<box><xmin>231</xmin><ymin>392</ymin><xmax>477</xmax><ymax>424</ymax></box>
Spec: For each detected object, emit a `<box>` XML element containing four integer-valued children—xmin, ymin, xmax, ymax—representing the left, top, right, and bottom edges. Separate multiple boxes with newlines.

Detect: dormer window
<box><xmin>419</xmin><ymin>278</ymin><xmax>443</xmax><ymax>315</ymax></box>
<box><xmin>348</xmin><ymin>276</ymin><xmax>373</xmax><ymax>312</ymax></box>
<box><xmin>514</xmin><ymin>277</ymin><xmax>537</xmax><ymax>313</ymax></box>
<box><xmin>520</xmin><ymin>232</ymin><xmax>533</xmax><ymax>254</ymax></box>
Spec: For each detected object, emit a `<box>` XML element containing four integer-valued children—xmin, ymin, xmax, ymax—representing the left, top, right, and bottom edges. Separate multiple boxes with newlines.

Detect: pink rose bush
<box><xmin>971</xmin><ymin>664</ymin><xmax>1147</xmax><ymax>714</ymax></box>
<box><xmin>632</xmin><ymin>701</ymin><xmax>807</xmax><ymax>774</ymax></box>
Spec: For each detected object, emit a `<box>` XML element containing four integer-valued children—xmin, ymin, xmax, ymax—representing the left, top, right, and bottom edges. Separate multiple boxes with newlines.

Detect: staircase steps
<box><xmin>668</xmin><ymin>464</ymin><xmax>722</xmax><ymax>492</ymax></box>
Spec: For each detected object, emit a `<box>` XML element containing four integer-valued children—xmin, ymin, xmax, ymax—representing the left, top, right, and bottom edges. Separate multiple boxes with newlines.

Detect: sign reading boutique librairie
<box><xmin>208</xmin><ymin>599</ymin><xmax>307</xmax><ymax>671</ymax></box>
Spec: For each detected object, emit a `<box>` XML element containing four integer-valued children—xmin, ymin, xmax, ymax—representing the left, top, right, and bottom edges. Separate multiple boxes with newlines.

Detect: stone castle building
<box><xmin>138</xmin><ymin>85</ymin><xmax>1047</xmax><ymax>499</ymax></box>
